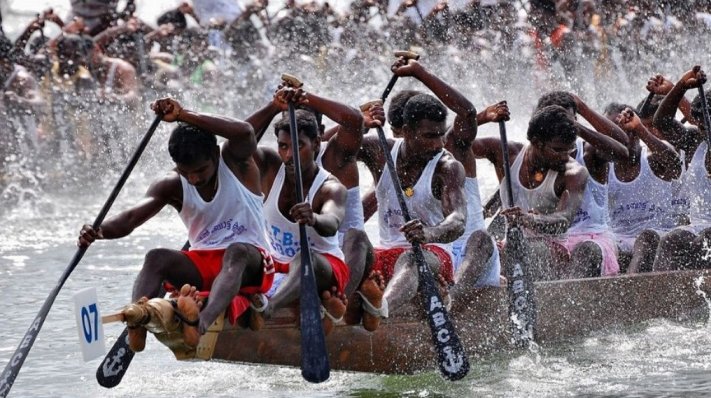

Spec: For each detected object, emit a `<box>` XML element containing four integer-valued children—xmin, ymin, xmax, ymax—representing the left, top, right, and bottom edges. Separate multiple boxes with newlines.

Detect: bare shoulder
<box><xmin>318</xmin><ymin>173</ymin><xmax>347</xmax><ymax>203</ymax></box>
<box><xmin>437</xmin><ymin>151</ymin><xmax>466</xmax><ymax>180</ymax></box>
<box><xmin>563</xmin><ymin>159</ymin><xmax>589</xmax><ymax>186</ymax></box>
<box><xmin>146</xmin><ymin>170</ymin><xmax>182</xmax><ymax>203</ymax></box>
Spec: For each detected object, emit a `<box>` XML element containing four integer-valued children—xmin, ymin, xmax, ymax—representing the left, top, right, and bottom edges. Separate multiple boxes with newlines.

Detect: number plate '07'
<box><xmin>73</xmin><ymin>287</ymin><xmax>106</xmax><ymax>362</ymax></box>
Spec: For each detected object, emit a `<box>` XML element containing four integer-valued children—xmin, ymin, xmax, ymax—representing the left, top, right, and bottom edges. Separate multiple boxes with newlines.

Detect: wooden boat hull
<box><xmin>199</xmin><ymin>270</ymin><xmax>711</xmax><ymax>374</ymax></box>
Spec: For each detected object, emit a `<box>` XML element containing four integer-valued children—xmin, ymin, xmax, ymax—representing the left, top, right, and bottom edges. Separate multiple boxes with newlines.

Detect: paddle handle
<box><xmin>373</xmin><ymin>125</ymin><xmax>469</xmax><ymax>380</ymax></box>
<box><xmin>498</xmin><ymin>121</ymin><xmax>515</xmax><ymax>208</ymax></box>
<box><xmin>0</xmin><ymin>114</ymin><xmax>161</xmax><ymax>398</ymax></box>
<box><xmin>638</xmin><ymin>91</ymin><xmax>656</xmax><ymax>119</ymax></box>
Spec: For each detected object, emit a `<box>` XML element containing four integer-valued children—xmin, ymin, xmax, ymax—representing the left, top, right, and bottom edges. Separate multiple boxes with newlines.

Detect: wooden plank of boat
<box><xmin>202</xmin><ymin>270</ymin><xmax>711</xmax><ymax>374</ymax></box>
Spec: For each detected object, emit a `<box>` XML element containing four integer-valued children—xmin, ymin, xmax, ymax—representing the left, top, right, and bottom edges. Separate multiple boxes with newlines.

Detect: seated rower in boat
<box><xmin>78</xmin><ymin>98</ymin><xmax>274</xmax><ymax>353</ymax></box>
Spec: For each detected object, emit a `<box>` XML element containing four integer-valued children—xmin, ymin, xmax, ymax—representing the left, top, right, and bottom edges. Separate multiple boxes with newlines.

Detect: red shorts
<box><xmin>165</xmin><ymin>246</ymin><xmax>275</xmax><ymax>325</ymax></box>
<box><xmin>274</xmin><ymin>253</ymin><xmax>350</xmax><ymax>294</ymax></box>
<box><xmin>373</xmin><ymin>245</ymin><xmax>454</xmax><ymax>285</ymax></box>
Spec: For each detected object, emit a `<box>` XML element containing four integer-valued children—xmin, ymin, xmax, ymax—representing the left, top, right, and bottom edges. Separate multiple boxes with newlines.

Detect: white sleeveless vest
<box><xmin>568</xmin><ymin>139</ymin><xmax>610</xmax><ymax>234</ymax></box>
<box><xmin>316</xmin><ymin>144</ymin><xmax>365</xmax><ymax>246</ymax></box>
<box><xmin>500</xmin><ymin>145</ymin><xmax>560</xmax><ymax>215</ymax></box>
<box><xmin>376</xmin><ymin>139</ymin><xmax>450</xmax><ymax>253</ymax></box>
<box><xmin>179</xmin><ymin>155</ymin><xmax>268</xmax><ymax>250</ymax></box>
<box><xmin>264</xmin><ymin>164</ymin><xmax>345</xmax><ymax>264</ymax></box>
<box><xmin>607</xmin><ymin>146</ymin><xmax>672</xmax><ymax>237</ymax></box>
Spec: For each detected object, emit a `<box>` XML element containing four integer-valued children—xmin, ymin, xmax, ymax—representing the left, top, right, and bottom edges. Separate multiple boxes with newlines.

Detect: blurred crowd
<box><xmin>2</xmin><ymin>0</ymin><xmax>711</xmax><ymax>179</ymax></box>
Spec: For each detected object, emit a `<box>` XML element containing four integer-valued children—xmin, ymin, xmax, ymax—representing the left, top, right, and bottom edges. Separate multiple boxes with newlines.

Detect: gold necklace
<box><xmin>403</xmin><ymin>186</ymin><xmax>414</xmax><ymax>197</ymax></box>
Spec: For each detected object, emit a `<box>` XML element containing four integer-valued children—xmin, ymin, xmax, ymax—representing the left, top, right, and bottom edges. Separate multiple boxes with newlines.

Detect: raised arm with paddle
<box><xmin>0</xmin><ymin>114</ymin><xmax>162</xmax><ymax>398</ymax></box>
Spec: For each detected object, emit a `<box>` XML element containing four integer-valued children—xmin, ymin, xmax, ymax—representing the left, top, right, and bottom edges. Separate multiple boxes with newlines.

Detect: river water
<box><xmin>4</xmin><ymin>1</ymin><xmax>711</xmax><ymax>397</ymax></box>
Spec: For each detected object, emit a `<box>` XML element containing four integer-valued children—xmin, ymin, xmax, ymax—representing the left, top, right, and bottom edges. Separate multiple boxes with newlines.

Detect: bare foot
<box><xmin>360</xmin><ymin>271</ymin><xmax>386</xmax><ymax>332</ymax></box>
<box><xmin>176</xmin><ymin>284</ymin><xmax>201</xmax><ymax>348</ymax></box>
<box><xmin>321</xmin><ymin>287</ymin><xmax>347</xmax><ymax>336</ymax></box>
<box><xmin>126</xmin><ymin>296</ymin><xmax>149</xmax><ymax>352</ymax></box>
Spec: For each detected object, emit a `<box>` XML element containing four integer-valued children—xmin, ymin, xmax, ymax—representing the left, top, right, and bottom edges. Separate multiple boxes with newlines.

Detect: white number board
<box><xmin>73</xmin><ymin>287</ymin><xmax>106</xmax><ymax>362</ymax></box>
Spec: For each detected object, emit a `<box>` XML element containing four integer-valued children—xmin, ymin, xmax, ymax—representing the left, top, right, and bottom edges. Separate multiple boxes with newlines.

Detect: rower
<box><xmin>245</xmin><ymin>78</ymin><xmax>382</xmax><ymax>331</ymax></box>
<box><xmin>533</xmin><ymin>91</ymin><xmax>629</xmax><ymax>278</ymax></box>
<box><xmin>650</xmin><ymin>66</ymin><xmax>711</xmax><ymax>271</ymax></box>
<box><xmin>361</xmin><ymin>90</ymin><xmax>467</xmax><ymax>316</ymax></box>
<box><xmin>603</xmin><ymin>103</ymin><xmax>682</xmax><ymax>273</ymax></box>
<box><xmin>482</xmin><ymin>105</ymin><xmax>589</xmax><ymax>281</ymax></box>
<box><xmin>249</xmin><ymin>89</ymin><xmax>351</xmax><ymax>336</ymax></box>
<box><xmin>378</xmin><ymin>57</ymin><xmax>502</xmax><ymax>303</ymax></box>
<box><xmin>78</xmin><ymin>97</ymin><xmax>275</xmax><ymax>352</ymax></box>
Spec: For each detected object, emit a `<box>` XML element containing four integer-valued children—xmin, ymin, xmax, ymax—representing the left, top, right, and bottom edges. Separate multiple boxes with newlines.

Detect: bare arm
<box><xmin>152</xmin><ymin>98</ymin><xmax>256</xmax><ymax>161</ymax></box>
<box><xmin>304</xmin><ymin>91</ymin><xmax>364</xmax><ymax>158</ymax></box>
<box><xmin>417</xmin><ymin>158</ymin><xmax>467</xmax><ymax>244</ymax></box>
<box><xmin>617</xmin><ymin>108</ymin><xmax>681</xmax><ymax>179</ymax></box>
<box><xmin>392</xmin><ymin>58</ymin><xmax>478</xmax><ymax>147</ymax></box>
<box><xmin>78</xmin><ymin>174</ymin><xmax>180</xmax><ymax>246</ymax></box>
<box><xmin>654</xmin><ymin>66</ymin><xmax>704</xmax><ymax>136</ymax></box>
<box><xmin>574</xmin><ymin>94</ymin><xmax>629</xmax><ymax>146</ymax></box>
<box><xmin>576</xmin><ymin>123</ymin><xmax>628</xmax><ymax>161</ymax></box>
<box><xmin>290</xmin><ymin>178</ymin><xmax>347</xmax><ymax>237</ymax></box>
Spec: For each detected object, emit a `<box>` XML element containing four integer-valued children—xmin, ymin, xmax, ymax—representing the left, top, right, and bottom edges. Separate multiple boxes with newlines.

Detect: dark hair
<box><xmin>635</xmin><ymin>94</ymin><xmax>664</xmax><ymax>119</ymax></box>
<box><xmin>527</xmin><ymin>105</ymin><xmax>577</xmax><ymax>143</ymax></box>
<box><xmin>535</xmin><ymin>91</ymin><xmax>577</xmax><ymax>114</ymax></box>
<box><xmin>56</xmin><ymin>34</ymin><xmax>92</xmax><ymax>57</ymax></box>
<box><xmin>168</xmin><ymin>123</ymin><xmax>218</xmax><ymax>164</ymax></box>
<box><xmin>157</xmin><ymin>9</ymin><xmax>187</xmax><ymax>30</ymax></box>
<box><xmin>691</xmin><ymin>89</ymin><xmax>711</xmax><ymax>125</ymax></box>
<box><xmin>296</xmin><ymin>104</ymin><xmax>323</xmax><ymax>127</ymax></box>
<box><xmin>0</xmin><ymin>34</ymin><xmax>12</xmax><ymax>59</ymax></box>
<box><xmin>402</xmin><ymin>93</ymin><xmax>447</xmax><ymax>127</ymax></box>
<box><xmin>604</xmin><ymin>102</ymin><xmax>634</xmax><ymax>118</ymax></box>
<box><xmin>388</xmin><ymin>90</ymin><xmax>421</xmax><ymax>128</ymax></box>
<box><xmin>274</xmin><ymin>109</ymin><xmax>319</xmax><ymax>141</ymax></box>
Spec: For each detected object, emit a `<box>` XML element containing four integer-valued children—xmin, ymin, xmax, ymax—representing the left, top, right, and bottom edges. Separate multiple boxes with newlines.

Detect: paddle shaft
<box><xmin>697</xmin><ymin>86</ymin><xmax>711</xmax><ymax>145</ymax></box>
<box><xmin>0</xmin><ymin>114</ymin><xmax>161</xmax><ymax>398</ymax></box>
<box><xmin>638</xmin><ymin>92</ymin><xmax>656</xmax><ymax>119</ymax></box>
<box><xmin>498</xmin><ymin>121</ymin><xmax>537</xmax><ymax>347</ymax></box>
<box><xmin>373</xmin><ymin>125</ymin><xmax>469</xmax><ymax>380</ymax></box>
<box><xmin>287</xmin><ymin>103</ymin><xmax>330</xmax><ymax>383</ymax></box>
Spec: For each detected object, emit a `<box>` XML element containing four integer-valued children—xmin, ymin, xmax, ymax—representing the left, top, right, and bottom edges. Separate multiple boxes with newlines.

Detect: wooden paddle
<box><xmin>697</xmin><ymin>83</ymin><xmax>711</xmax><ymax>145</ymax></box>
<box><xmin>282</xmin><ymin>73</ymin><xmax>330</xmax><ymax>383</ymax></box>
<box><xmin>380</xmin><ymin>50</ymin><xmax>419</xmax><ymax>102</ymax></box>
<box><xmin>0</xmin><ymin>114</ymin><xmax>162</xmax><ymax>398</ymax></box>
<box><xmin>362</xmin><ymin>99</ymin><xmax>469</xmax><ymax>381</ymax></box>
<box><xmin>498</xmin><ymin>120</ymin><xmax>537</xmax><ymax>348</ymax></box>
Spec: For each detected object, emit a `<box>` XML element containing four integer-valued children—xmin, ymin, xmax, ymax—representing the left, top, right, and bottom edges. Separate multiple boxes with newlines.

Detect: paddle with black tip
<box><xmin>0</xmin><ymin>114</ymin><xmax>162</xmax><ymax>398</ymax></box>
<box><xmin>498</xmin><ymin>120</ymin><xmax>537</xmax><ymax>348</ymax></box>
<box><xmin>282</xmin><ymin>73</ymin><xmax>330</xmax><ymax>384</ymax></box>
<box><xmin>95</xmin><ymin>239</ymin><xmax>190</xmax><ymax>388</ymax></box>
<box><xmin>380</xmin><ymin>50</ymin><xmax>420</xmax><ymax>102</ymax></box>
<box><xmin>362</xmin><ymin>99</ymin><xmax>469</xmax><ymax>381</ymax></box>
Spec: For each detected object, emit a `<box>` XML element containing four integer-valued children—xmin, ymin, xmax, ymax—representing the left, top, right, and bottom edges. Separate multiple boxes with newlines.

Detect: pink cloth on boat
<box><xmin>560</xmin><ymin>231</ymin><xmax>620</xmax><ymax>276</ymax></box>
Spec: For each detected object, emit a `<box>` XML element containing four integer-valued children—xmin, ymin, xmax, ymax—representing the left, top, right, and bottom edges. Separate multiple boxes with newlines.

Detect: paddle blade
<box><xmin>415</xmin><ymin>248</ymin><xmax>469</xmax><ymax>381</ymax></box>
<box><xmin>96</xmin><ymin>327</ymin><xmax>135</xmax><ymax>388</ymax></box>
<box><xmin>299</xmin><ymin>248</ymin><xmax>330</xmax><ymax>383</ymax></box>
<box><xmin>502</xmin><ymin>225</ymin><xmax>537</xmax><ymax>347</ymax></box>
